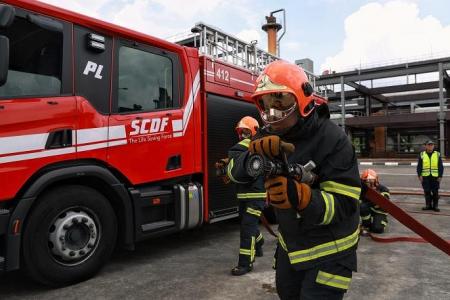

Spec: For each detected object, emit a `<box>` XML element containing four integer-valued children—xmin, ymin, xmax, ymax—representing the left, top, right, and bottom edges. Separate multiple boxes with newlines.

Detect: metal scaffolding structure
<box><xmin>316</xmin><ymin>57</ymin><xmax>450</xmax><ymax>157</ymax></box>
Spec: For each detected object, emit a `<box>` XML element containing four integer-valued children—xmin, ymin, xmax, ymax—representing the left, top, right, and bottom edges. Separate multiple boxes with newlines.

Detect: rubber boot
<box><xmin>433</xmin><ymin>196</ymin><xmax>440</xmax><ymax>212</ymax></box>
<box><xmin>422</xmin><ymin>194</ymin><xmax>432</xmax><ymax>210</ymax></box>
<box><xmin>231</xmin><ymin>264</ymin><xmax>253</xmax><ymax>276</ymax></box>
<box><xmin>255</xmin><ymin>247</ymin><xmax>263</xmax><ymax>257</ymax></box>
<box><xmin>255</xmin><ymin>237</ymin><xmax>264</xmax><ymax>257</ymax></box>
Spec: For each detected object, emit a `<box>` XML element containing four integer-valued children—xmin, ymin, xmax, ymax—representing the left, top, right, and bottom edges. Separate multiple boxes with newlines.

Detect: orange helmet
<box><xmin>251</xmin><ymin>60</ymin><xmax>316</xmax><ymax>123</ymax></box>
<box><xmin>361</xmin><ymin>169</ymin><xmax>379</xmax><ymax>185</ymax></box>
<box><xmin>235</xmin><ymin>116</ymin><xmax>259</xmax><ymax>137</ymax></box>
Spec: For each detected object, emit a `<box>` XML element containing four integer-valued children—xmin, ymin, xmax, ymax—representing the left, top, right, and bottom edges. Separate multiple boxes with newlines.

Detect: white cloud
<box><xmin>236</xmin><ymin>29</ymin><xmax>261</xmax><ymax>44</ymax></box>
<box><xmin>39</xmin><ymin>0</ymin><xmax>263</xmax><ymax>42</ymax></box>
<box><xmin>321</xmin><ymin>1</ymin><xmax>450</xmax><ymax>72</ymax></box>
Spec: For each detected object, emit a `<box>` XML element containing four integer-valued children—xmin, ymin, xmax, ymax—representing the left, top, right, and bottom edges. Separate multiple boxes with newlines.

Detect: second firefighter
<box><xmin>227</xmin><ymin>116</ymin><xmax>266</xmax><ymax>276</ymax></box>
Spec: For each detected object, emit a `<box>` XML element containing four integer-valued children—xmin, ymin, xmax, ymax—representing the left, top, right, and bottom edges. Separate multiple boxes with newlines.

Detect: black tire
<box><xmin>263</xmin><ymin>205</ymin><xmax>278</xmax><ymax>224</ymax></box>
<box><xmin>22</xmin><ymin>185</ymin><xmax>117</xmax><ymax>286</ymax></box>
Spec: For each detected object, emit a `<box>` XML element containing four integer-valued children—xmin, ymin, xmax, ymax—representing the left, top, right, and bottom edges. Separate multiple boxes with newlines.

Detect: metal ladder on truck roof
<box><xmin>173</xmin><ymin>22</ymin><xmax>280</xmax><ymax>74</ymax></box>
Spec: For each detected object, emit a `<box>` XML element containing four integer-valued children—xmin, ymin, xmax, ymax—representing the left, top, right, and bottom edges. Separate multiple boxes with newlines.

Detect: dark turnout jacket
<box><xmin>231</xmin><ymin>106</ymin><xmax>361</xmax><ymax>271</ymax></box>
<box><xmin>227</xmin><ymin>138</ymin><xmax>266</xmax><ymax>200</ymax></box>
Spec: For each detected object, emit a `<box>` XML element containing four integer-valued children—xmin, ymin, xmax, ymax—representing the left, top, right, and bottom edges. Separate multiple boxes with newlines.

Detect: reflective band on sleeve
<box><xmin>320</xmin><ymin>181</ymin><xmax>361</xmax><ymax>200</ymax></box>
<box><xmin>227</xmin><ymin>158</ymin><xmax>247</xmax><ymax>184</ymax></box>
<box><xmin>246</xmin><ymin>207</ymin><xmax>262</xmax><ymax>217</ymax></box>
<box><xmin>320</xmin><ymin>191</ymin><xmax>335</xmax><ymax>225</ymax></box>
<box><xmin>237</xmin><ymin>192</ymin><xmax>267</xmax><ymax>199</ymax></box>
<box><xmin>316</xmin><ymin>271</ymin><xmax>352</xmax><ymax>290</ymax></box>
<box><xmin>288</xmin><ymin>228</ymin><xmax>359</xmax><ymax>264</ymax></box>
<box><xmin>238</xmin><ymin>139</ymin><xmax>250</xmax><ymax>148</ymax></box>
<box><xmin>381</xmin><ymin>220</ymin><xmax>388</xmax><ymax>227</ymax></box>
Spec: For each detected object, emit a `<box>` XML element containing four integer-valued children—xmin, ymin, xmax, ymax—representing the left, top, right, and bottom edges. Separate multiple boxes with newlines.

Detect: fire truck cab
<box><xmin>0</xmin><ymin>0</ymin><xmax>278</xmax><ymax>286</ymax></box>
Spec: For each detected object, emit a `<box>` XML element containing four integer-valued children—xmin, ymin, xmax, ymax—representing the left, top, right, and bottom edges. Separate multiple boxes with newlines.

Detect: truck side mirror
<box><xmin>0</xmin><ymin>4</ymin><xmax>15</xmax><ymax>28</ymax></box>
<box><xmin>0</xmin><ymin>35</ymin><xmax>9</xmax><ymax>86</ymax></box>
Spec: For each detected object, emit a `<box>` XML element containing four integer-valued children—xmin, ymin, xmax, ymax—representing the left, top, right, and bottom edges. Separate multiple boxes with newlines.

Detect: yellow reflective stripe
<box><xmin>316</xmin><ymin>271</ymin><xmax>351</xmax><ymax>290</ymax></box>
<box><xmin>381</xmin><ymin>192</ymin><xmax>390</xmax><ymax>198</ymax></box>
<box><xmin>227</xmin><ymin>159</ymin><xmax>247</xmax><ymax>184</ymax></box>
<box><xmin>361</xmin><ymin>214</ymin><xmax>371</xmax><ymax>221</ymax></box>
<box><xmin>288</xmin><ymin>228</ymin><xmax>359</xmax><ymax>264</ymax></box>
<box><xmin>237</xmin><ymin>192</ymin><xmax>267</xmax><ymax>199</ymax></box>
<box><xmin>320</xmin><ymin>181</ymin><xmax>361</xmax><ymax>200</ymax></box>
<box><xmin>278</xmin><ymin>233</ymin><xmax>288</xmax><ymax>251</ymax></box>
<box><xmin>256</xmin><ymin>233</ymin><xmax>263</xmax><ymax>243</ymax></box>
<box><xmin>381</xmin><ymin>220</ymin><xmax>388</xmax><ymax>226</ymax></box>
<box><xmin>320</xmin><ymin>191</ymin><xmax>335</xmax><ymax>225</ymax></box>
<box><xmin>370</xmin><ymin>207</ymin><xmax>387</xmax><ymax>215</ymax></box>
<box><xmin>238</xmin><ymin>139</ymin><xmax>250</xmax><ymax>148</ymax></box>
<box><xmin>246</xmin><ymin>207</ymin><xmax>262</xmax><ymax>217</ymax></box>
<box><xmin>239</xmin><ymin>249</ymin><xmax>251</xmax><ymax>255</ymax></box>
<box><xmin>251</xmin><ymin>236</ymin><xmax>256</xmax><ymax>262</ymax></box>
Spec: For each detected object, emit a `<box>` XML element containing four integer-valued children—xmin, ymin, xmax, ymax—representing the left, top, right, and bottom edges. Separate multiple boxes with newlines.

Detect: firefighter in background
<box><xmin>232</xmin><ymin>60</ymin><xmax>361</xmax><ymax>299</ymax></box>
<box><xmin>360</xmin><ymin>169</ymin><xmax>390</xmax><ymax>234</ymax></box>
<box><xmin>417</xmin><ymin>140</ymin><xmax>444</xmax><ymax>212</ymax></box>
<box><xmin>226</xmin><ymin>116</ymin><xmax>266</xmax><ymax>276</ymax></box>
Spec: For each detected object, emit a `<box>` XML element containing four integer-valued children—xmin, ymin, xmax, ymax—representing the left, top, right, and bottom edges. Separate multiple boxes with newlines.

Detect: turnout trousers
<box><xmin>238</xmin><ymin>199</ymin><xmax>265</xmax><ymax>267</ymax></box>
<box><xmin>275</xmin><ymin>246</ymin><xmax>355</xmax><ymax>300</ymax></box>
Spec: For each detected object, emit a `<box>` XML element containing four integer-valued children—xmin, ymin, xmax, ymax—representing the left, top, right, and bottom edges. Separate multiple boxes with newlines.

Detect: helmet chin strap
<box><xmin>264</xmin><ymin>110</ymin><xmax>305</xmax><ymax>136</ymax></box>
<box><xmin>261</xmin><ymin>103</ymin><xmax>297</xmax><ymax>125</ymax></box>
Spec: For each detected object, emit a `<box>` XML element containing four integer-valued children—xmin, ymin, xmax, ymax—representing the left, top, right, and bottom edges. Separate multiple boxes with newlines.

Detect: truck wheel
<box><xmin>22</xmin><ymin>185</ymin><xmax>117</xmax><ymax>286</ymax></box>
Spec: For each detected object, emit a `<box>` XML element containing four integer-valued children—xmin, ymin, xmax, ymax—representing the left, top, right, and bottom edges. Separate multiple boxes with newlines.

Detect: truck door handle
<box><xmin>166</xmin><ymin>155</ymin><xmax>181</xmax><ymax>170</ymax></box>
<box><xmin>47</xmin><ymin>101</ymin><xmax>59</xmax><ymax>105</ymax></box>
<box><xmin>45</xmin><ymin>129</ymin><xmax>73</xmax><ymax>149</ymax></box>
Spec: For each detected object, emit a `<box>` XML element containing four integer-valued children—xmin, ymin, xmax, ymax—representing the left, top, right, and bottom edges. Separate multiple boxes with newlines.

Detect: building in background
<box><xmin>295</xmin><ymin>58</ymin><xmax>314</xmax><ymax>74</ymax></box>
<box><xmin>315</xmin><ymin>57</ymin><xmax>450</xmax><ymax>158</ymax></box>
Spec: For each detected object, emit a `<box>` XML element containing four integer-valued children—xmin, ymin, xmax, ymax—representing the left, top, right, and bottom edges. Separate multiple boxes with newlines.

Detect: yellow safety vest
<box><xmin>421</xmin><ymin>151</ymin><xmax>439</xmax><ymax>177</ymax></box>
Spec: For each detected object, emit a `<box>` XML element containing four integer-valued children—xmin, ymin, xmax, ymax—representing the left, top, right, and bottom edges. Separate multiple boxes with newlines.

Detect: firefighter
<box><xmin>360</xmin><ymin>169</ymin><xmax>390</xmax><ymax>234</ymax></box>
<box><xmin>229</xmin><ymin>60</ymin><xmax>360</xmax><ymax>299</ymax></box>
<box><xmin>227</xmin><ymin>116</ymin><xmax>266</xmax><ymax>276</ymax></box>
<box><xmin>417</xmin><ymin>140</ymin><xmax>444</xmax><ymax>212</ymax></box>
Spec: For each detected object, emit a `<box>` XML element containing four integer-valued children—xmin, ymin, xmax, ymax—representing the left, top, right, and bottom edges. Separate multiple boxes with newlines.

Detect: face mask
<box><xmin>257</xmin><ymin>93</ymin><xmax>297</xmax><ymax>125</ymax></box>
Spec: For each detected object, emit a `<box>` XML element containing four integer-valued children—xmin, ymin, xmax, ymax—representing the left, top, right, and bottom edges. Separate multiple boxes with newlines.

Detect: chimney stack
<box><xmin>262</xmin><ymin>15</ymin><xmax>282</xmax><ymax>56</ymax></box>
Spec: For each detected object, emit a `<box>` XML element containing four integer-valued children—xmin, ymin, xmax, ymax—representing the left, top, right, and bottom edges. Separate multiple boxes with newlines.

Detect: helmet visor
<box><xmin>256</xmin><ymin>92</ymin><xmax>297</xmax><ymax>123</ymax></box>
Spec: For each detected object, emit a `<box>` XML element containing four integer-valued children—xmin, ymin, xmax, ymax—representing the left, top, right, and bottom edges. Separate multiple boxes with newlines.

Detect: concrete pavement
<box><xmin>1</xmin><ymin>165</ymin><xmax>450</xmax><ymax>299</ymax></box>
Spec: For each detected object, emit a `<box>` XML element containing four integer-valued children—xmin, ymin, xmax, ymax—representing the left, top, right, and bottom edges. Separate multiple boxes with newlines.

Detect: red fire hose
<box><xmin>364</xmin><ymin>188</ymin><xmax>450</xmax><ymax>255</ymax></box>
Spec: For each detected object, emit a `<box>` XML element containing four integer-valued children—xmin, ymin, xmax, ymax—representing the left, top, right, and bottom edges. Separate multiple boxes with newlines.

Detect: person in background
<box><xmin>417</xmin><ymin>140</ymin><xmax>444</xmax><ymax>212</ymax></box>
<box><xmin>360</xmin><ymin>169</ymin><xmax>390</xmax><ymax>234</ymax></box>
<box><xmin>226</xmin><ymin>116</ymin><xmax>266</xmax><ymax>276</ymax></box>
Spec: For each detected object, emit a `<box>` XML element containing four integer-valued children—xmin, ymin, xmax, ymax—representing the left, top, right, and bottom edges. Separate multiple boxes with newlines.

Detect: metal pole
<box><xmin>340</xmin><ymin>76</ymin><xmax>346</xmax><ymax>132</ymax></box>
<box><xmin>438</xmin><ymin>62</ymin><xmax>445</xmax><ymax>155</ymax></box>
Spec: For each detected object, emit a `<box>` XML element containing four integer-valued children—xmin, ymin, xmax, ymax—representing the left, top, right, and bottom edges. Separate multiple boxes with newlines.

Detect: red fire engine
<box><xmin>0</xmin><ymin>0</ymin><xmax>279</xmax><ymax>286</ymax></box>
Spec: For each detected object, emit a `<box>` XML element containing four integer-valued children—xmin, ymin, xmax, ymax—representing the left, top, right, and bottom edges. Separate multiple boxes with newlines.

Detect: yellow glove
<box><xmin>264</xmin><ymin>176</ymin><xmax>312</xmax><ymax>210</ymax></box>
<box><xmin>249</xmin><ymin>136</ymin><xmax>295</xmax><ymax>159</ymax></box>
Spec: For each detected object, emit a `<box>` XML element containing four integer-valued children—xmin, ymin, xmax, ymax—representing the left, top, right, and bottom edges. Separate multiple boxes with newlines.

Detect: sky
<box><xmin>39</xmin><ymin>0</ymin><xmax>450</xmax><ymax>74</ymax></box>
